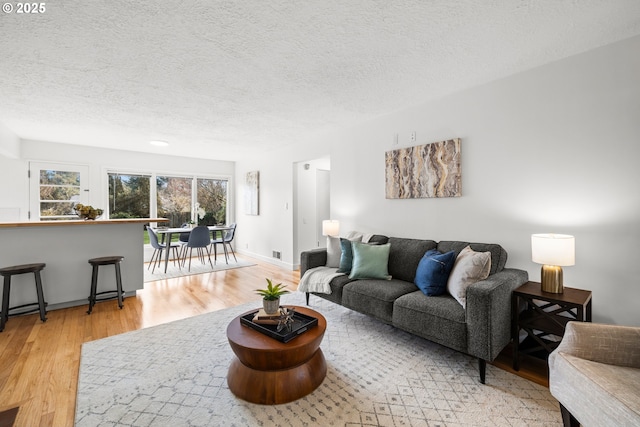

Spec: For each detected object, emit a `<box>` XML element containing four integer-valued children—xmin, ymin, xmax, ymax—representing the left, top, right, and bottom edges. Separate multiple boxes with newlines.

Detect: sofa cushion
<box><xmin>388</xmin><ymin>237</ymin><xmax>437</xmax><ymax>283</ymax></box>
<box><xmin>342</xmin><ymin>279</ymin><xmax>417</xmax><ymax>324</ymax></box>
<box><xmin>437</xmin><ymin>241</ymin><xmax>507</xmax><ymax>275</ymax></box>
<box><xmin>349</xmin><ymin>242</ymin><xmax>392</xmax><ymax>280</ymax></box>
<box><xmin>447</xmin><ymin>246</ymin><xmax>491</xmax><ymax>308</ymax></box>
<box><xmin>310</xmin><ymin>274</ymin><xmax>355</xmax><ymax>305</ymax></box>
<box><xmin>393</xmin><ymin>291</ymin><xmax>467</xmax><ymax>353</ymax></box>
<box><xmin>414</xmin><ymin>250</ymin><xmax>456</xmax><ymax>296</ymax></box>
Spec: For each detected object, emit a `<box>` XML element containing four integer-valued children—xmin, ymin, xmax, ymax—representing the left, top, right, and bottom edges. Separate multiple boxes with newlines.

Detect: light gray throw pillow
<box><xmin>447</xmin><ymin>245</ymin><xmax>491</xmax><ymax>308</ymax></box>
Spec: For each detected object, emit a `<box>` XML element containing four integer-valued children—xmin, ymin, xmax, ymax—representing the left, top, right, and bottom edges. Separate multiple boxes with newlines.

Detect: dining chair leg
<box><xmin>181</xmin><ymin>247</ymin><xmax>187</xmax><ymax>267</ymax></box>
<box><xmin>226</xmin><ymin>242</ymin><xmax>237</xmax><ymax>262</ymax></box>
<box><xmin>220</xmin><ymin>241</ymin><xmax>229</xmax><ymax>264</ymax></box>
<box><xmin>156</xmin><ymin>250</ymin><xmax>164</xmax><ymax>273</ymax></box>
<box><xmin>150</xmin><ymin>249</ymin><xmax>162</xmax><ymax>274</ymax></box>
<box><xmin>205</xmin><ymin>246</ymin><xmax>214</xmax><ymax>268</ymax></box>
<box><xmin>172</xmin><ymin>247</ymin><xmax>181</xmax><ymax>269</ymax></box>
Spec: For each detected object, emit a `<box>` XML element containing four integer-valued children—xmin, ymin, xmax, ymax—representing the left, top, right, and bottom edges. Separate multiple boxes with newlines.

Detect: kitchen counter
<box><xmin>0</xmin><ymin>218</ymin><xmax>167</xmax><ymax>311</ymax></box>
<box><xmin>0</xmin><ymin>218</ymin><xmax>165</xmax><ymax>228</ymax></box>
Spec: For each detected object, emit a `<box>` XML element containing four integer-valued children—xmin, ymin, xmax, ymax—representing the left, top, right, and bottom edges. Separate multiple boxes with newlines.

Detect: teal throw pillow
<box><xmin>337</xmin><ymin>238</ymin><xmax>355</xmax><ymax>273</ymax></box>
<box><xmin>349</xmin><ymin>242</ymin><xmax>392</xmax><ymax>280</ymax></box>
<box><xmin>414</xmin><ymin>249</ymin><xmax>456</xmax><ymax>296</ymax></box>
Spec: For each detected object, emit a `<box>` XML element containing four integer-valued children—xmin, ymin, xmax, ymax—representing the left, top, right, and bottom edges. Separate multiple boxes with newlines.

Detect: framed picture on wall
<box><xmin>385</xmin><ymin>138</ymin><xmax>461</xmax><ymax>199</ymax></box>
<box><xmin>245</xmin><ymin>171</ymin><xmax>259</xmax><ymax>215</ymax></box>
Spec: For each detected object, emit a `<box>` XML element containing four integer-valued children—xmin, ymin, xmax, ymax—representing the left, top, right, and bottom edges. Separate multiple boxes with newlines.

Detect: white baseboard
<box><xmin>236</xmin><ymin>249</ymin><xmax>298</xmax><ymax>271</ymax></box>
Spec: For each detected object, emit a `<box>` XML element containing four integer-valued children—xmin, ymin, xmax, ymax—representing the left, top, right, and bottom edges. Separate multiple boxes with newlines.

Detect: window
<box><xmin>108</xmin><ymin>173</ymin><xmax>151</xmax><ymax>219</ymax></box>
<box><xmin>106</xmin><ymin>170</ymin><xmax>230</xmax><ymax>227</ymax></box>
<box><xmin>197</xmin><ymin>178</ymin><xmax>228</xmax><ymax>226</ymax></box>
<box><xmin>156</xmin><ymin>175</ymin><xmax>193</xmax><ymax>227</ymax></box>
<box><xmin>29</xmin><ymin>162</ymin><xmax>89</xmax><ymax>220</ymax></box>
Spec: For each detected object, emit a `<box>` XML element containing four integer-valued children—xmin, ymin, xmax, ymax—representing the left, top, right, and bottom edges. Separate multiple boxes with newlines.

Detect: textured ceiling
<box><xmin>1</xmin><ymin>1</ymin><xmax>639</xmax><ymax>161</ymax></box>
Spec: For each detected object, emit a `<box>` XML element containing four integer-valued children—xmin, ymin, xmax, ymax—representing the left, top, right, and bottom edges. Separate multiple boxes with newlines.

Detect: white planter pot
<box><xmin>263</xmin><ymin>298</ymin><xmax>280</xmax><ymax>315</ymax></box>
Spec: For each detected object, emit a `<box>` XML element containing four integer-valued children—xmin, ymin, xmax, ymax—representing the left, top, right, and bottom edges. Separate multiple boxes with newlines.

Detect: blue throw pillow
<box><xmin>414</xmin><ymin>249</ymin><xmax>456</xmax><ymax>296</ymax></box>
<box><xmin>337</xmin><ymin>238</ymin><xmax>355</xmax><ymax>273</ymax></box>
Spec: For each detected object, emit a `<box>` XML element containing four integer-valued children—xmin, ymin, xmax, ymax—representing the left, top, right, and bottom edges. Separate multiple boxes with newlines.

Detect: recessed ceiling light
<box><xmin>149</xmin><ymin>140</ymin><xmax>169</xmax><ymax>147</ymax></box>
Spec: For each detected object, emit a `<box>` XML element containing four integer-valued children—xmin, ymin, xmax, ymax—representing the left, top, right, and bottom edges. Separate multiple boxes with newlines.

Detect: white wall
<box><xmin>0</xmin><ymin>122</ymin><xmax>20</xmax><ymax>159</ymax></box>
<box><xmin>234</xmin><ymin>158</ymin><xmax>295</xmax><ymax>268</ymax></box>
<box><xmin>293</xmin><ymin>157</ymin><xmax>331</xmax><ymax>259</ymax></box>
<box><xmin>0</xmin><ymin>122</ymin><xmax>24</xmax><ymax>220</ymax></box>
<box><xmin>236</xmin><ymin>35</ymin><xmax>640</xmax><ymax>326</ymax></box>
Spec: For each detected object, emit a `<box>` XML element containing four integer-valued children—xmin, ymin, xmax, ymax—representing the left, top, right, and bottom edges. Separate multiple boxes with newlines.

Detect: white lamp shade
<box><xmin>322</xmin><ymin>220</ymin><xmax>340</xmax><ymax>237</ymax></box>
<box><xmin>531</xmin><ymin>234</ymin><xmax>575</xmax><ymax>266</ymax></box>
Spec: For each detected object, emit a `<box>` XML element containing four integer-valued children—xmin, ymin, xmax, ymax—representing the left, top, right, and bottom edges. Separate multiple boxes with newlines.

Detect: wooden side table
<box><xmin>512</xmin><ymin>281</ymin><xmax>592</xmax><ymax>371</ymax></box>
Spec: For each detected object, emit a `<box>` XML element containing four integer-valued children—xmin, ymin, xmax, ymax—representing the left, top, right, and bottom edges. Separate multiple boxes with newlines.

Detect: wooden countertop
<box><xmin>0</xmin><ymin>218</ymin><xmax>168</xmax><ymax>228</ymax></box>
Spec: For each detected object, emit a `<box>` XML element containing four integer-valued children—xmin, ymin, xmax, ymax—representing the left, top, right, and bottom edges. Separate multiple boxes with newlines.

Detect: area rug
<box><xmin>143</xmin><ymin>258</ymin><xmax>256</xmax><ymax>282</ymax></box>
<box><xmin>76</xmin><ymin>292</ymin><xmax>561</xmax><ymax>426</ymax></box>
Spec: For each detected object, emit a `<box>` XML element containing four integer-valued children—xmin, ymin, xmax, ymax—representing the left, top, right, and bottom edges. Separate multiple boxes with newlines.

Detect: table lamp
<box><xmin>531</xmin><ymin>233</ymin><xmax>575</xmax><ymax>293</ymax></box>
<box><xmin>322</xmin><ymin>220</ymin><xmax>340</xmax><ymax>237</ymax></box>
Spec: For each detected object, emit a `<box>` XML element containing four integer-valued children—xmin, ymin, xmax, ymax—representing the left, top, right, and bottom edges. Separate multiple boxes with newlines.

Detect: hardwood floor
<box><xmin>0</xmin><ymin>256</ymin><xmax>548</xmax><ymax>426</ymax></box>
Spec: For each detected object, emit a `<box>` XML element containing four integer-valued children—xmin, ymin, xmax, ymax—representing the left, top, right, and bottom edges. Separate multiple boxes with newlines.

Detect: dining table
<box><xmin>155</xmin><ymin>225</ymin><xmax>233</xmax><ymax>273</ymax></box>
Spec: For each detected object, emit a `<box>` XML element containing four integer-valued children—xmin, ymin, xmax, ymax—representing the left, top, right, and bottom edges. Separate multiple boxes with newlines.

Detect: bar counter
<box><xmin>0</xmin><ymin>218</ymin><xmax>167</xmax><ymax>311</ymax></box>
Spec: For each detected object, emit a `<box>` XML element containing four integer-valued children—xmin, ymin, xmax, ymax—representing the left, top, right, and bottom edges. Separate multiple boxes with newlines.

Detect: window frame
<box><xmin>29</xmin><ymin>161</ymin><xmax>90</xmax><ymax>221</ymax></box>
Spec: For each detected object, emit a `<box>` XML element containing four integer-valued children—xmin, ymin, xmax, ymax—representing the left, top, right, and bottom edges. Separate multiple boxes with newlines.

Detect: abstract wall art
<box><xmin>385</xmin><ymin>138</ymin><xmax>461</xmax><ymax>199</ymax></box>
<box><xmin>244</xmin><ymin>171</ymin><xmax>259</xmax><ymax>215</ymax></box>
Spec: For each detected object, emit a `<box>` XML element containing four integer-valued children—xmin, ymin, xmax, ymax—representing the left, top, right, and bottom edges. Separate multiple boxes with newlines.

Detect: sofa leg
<box><xmin>559</xmin><ymin>403</ymin><xmax>579</xmax><ymax>427</ymax></box>
<box><xmin>305</xmin><ymin>292</ymin><xmax>310</xmax><ymax>306</ymax></box>
<box><xmin>478</xmin><ymin>359</ymin><xmax>486</xmax><ymax>384</ymax></box>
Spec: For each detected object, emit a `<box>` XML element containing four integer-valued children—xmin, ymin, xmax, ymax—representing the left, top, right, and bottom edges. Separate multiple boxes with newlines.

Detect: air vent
<box><xmin>272</xmin><ymin>251</ymin><xmax>281</xmax><ymax>260</ymax></box>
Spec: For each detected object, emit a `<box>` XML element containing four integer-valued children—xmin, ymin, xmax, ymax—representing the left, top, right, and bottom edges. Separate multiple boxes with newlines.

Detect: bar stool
<box><xmin>87</xmin><ymin>256</ymin><xmax>125</xmax><ymax>314</ymax></box>
<box><xmin>0</xmin><ymin>263</ymin><xmax>47</xmax><ymax>332</ymax></box>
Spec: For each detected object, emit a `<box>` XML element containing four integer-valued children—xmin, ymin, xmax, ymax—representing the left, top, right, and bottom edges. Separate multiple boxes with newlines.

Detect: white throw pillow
<box><xmin>325</xmin><ymin>235</ymin><xmax>342</xmax><ymax>268</ymax></box>
<box><xmin>345</xmin><ymin>230</ymin><xmax>374</xmax><ymax>243</ymax></box>
<box><xmin>447</xmin><ymin>246</ymin><xmax>491</xmax><ymax>308</ymax></box>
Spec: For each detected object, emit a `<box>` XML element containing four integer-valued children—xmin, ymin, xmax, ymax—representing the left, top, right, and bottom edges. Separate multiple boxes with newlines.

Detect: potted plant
<box><xmin>255</xmin><ymin>278</ymin><xmax>290</xmax><ymax>314</ymax></box>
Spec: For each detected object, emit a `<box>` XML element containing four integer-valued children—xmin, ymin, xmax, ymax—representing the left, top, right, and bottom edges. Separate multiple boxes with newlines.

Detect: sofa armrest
<box><xmin>300</xmin><ymin>248</ymin><xmax>328</xmax><ymax>277</ymax></box>
<box><xmin>465</xmin><ymin>268</ymin><xmax>529</xmax><ymax>361</ymax></box>
<box><xmin>553</xmin><ymin>322</ymin><xmax>640</xmax><ymax>368</ymax></box>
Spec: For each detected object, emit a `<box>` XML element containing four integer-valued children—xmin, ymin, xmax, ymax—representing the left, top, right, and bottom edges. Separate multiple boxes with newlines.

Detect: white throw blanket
<box><xmin>297</xmin><ymin>266</ymin><xmax>344</xmax><ymax>294</ymax></box>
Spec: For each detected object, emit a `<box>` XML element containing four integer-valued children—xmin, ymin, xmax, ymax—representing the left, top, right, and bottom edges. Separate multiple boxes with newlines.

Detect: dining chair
<box><xmin>183</xmin><ymin>225</ymin><xmax>214</xmax><ymax>271</ymax></box>
<box><xmin>147</xmin><ymin>227</ymin><xmax>181</xmax><ymax>273</ymax></box>
<box><xmin>177</xmin><ymin>223</ymin><xmax>191</xmax><ymax>260</ymax></box>
<box><xmin>211</xmin><ymin>223</ymin><xmax>237</xmax><ymax>264</ymax></box>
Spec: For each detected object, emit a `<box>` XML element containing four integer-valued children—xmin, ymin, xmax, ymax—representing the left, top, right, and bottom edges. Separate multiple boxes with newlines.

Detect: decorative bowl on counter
<box><xmin>74</xmin><ymin>204</ymin><xmax>104</xmax><ymax>220</ymax></box>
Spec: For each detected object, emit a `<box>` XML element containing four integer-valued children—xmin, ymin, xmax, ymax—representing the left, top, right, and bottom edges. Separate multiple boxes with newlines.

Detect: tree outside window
<box><xmin>157</xmin><ymin>176</ymin><xmax>192</xmax><ymax>227</ymax></box>
<box><xmin>197</xmin><ymin>178</ymin><xmax>228</xmax><ymax>225</ymax></box>
<box><xmin>108</xmin><ymin>173</ymin><xmax>150</xmax><ymax>219</ymax></box>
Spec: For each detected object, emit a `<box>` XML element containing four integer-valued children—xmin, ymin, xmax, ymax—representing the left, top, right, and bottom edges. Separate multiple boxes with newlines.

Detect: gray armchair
<box><xmin>548</xmin><ymin>322</ymin><xmax>640</xmax><ymax>426</ymax></box>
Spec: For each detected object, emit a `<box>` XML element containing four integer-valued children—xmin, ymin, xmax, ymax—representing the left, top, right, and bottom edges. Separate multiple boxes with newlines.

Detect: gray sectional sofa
<box><xmin>300</xmin><ymin>235</ymin><xmax>528</xmax><ymax>383</ymax></box>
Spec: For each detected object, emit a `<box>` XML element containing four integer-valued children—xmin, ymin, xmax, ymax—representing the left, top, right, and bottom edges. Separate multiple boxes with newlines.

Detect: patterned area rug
<box><xmin>76</xmin><ymin>292</ymin><xmax>561</xmax><ymax>426</ymax></box>
<box><xmin>143</xmin><ymin>258</ymin><xmax>255</xmax><ymax>282</ymax></box>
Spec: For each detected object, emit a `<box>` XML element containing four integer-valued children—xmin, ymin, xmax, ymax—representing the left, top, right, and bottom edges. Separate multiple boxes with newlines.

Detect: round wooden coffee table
<box><xmin>226</xmin><ymin>305</ymin><xmax>327</xmax><ymax>405</ymax></box>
